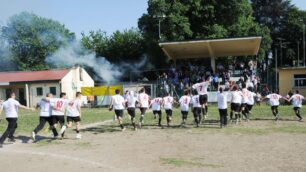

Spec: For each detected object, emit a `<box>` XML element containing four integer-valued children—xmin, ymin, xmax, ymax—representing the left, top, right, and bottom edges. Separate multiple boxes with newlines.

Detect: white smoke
<box><xmin>45</xmin><ymin>41</ymin><xmax>152</xmax><ymax>84</ymax></box>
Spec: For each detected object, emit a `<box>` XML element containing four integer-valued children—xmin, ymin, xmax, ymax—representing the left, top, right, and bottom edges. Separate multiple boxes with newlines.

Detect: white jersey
<box><xmin>50</xmin><ymin>98</ymin><xmax>68</xmax><ymax>116</ymax></box>
<box><xmin>179</xmin><ymin>95</ymin><xmax>191</xmax><ymax>111</ymax></box>
<box><xmin>2</xmin><ymin>98</ymin><xmax>20</xmax><ymax>118</ymax></box>
<box><xmin>151</xmin><ymin>97</ymin><xmax>163</xmax><ymax>111</ymax></box>
<box><xmin>66</xmin><ymin>99</ymin><xmax>82</xmax><ymax>117</ymax></box>
<box><xmin>39</xmin><ymin>99</ymin><xmax>52</xmax><ymax>117</ymax></box>
<box><xmin>217</xmin><ymin>92</ymin><xmax>228</xmax><ymax>109</ymax></box>
<box><xmin>191</xmin><ymin>95</ymin><xmax>201</xmax><ymax>108</ymax></box>
<box><xmin>163</xmin><ymin>96</ymin><xmax>174</xmax><ymax>110</ymax></box>
<box><xmin>266</xmin><ymin>93</ymin><xmax>282</xmax><ymax>106</ymax></box>
<box><xmin>111</xmin><ymin>94</ymin><xmax>125</xmax><ymax>110</ymax></box>
<box><xmin>126</xmin><ymin>94</ymin><xmax>137</xmax><ymax>108</ymax></box>
<box><xmin>192</xmin><ymin>81</ymin><xmax>209</xmax><ymax>95</ymax></box>
<box><xmin>138</xmin><ymin>93</ymin><xmax>149</xmax><ymax>108</ymax></box>
<box><xmin>247</xmin><ymin>91</ymin><xmax>256</xmax><ymax>105</ymax></box>
<box><xmin>290</xmin><ymin>94</ymin><xmax>304</xmax><ymax>108</ymax></box>
<box><xmin>231</xmin><ymin>91</ymin><xmax>242</xmax><ymax>104</ymax></box>
<box><xmin>241</xmin><ymin>88</ymin><xmax>249</xmax><ymax>104</ymax></box>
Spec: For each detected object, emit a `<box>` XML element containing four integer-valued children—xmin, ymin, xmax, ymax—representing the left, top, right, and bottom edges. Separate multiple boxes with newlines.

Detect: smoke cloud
<box><xmin>45</xmin><ymin>41</ymin><xmax>152</xmax><ymax>84</ymax></box>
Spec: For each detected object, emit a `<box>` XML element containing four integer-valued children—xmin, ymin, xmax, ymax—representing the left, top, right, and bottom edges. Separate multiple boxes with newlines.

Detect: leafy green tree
<box><xmin>138</xmin><ymin>0</ymin><xmax>272</xmax><ymax>66</ymax></box>
<box><xmin>1</xmin><ymin>12</ymin><xmax>75</xmax><ymax>70</ymax></box>
<box><xmin>81</xmin><ymin>28</ymin><xmax>145</xmax><ymax>63</ymax></box>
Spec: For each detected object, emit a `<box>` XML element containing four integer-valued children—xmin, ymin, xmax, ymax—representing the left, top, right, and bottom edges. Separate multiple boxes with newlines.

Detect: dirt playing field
<box><xmin>1</xmin><ymin>118</ymin><xmax>306</xmax><ymax>172</ymax></box>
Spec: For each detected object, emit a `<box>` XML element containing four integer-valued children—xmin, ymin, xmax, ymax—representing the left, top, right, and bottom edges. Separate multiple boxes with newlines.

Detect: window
<box><xmin>36</xmin><ymin>87</ymin><xmax>43</xmax><ymax>96</ymax></box>
<box><xmin>79</xmin><ymin>68</ymin><xmax>83</xmax><ymax>81</ymax></box>
<box><xmin>50</xmin><ymin>87</ymin><xmax>57</xmax><ymax>95</ymax></box>
<box><xmin>294</xmin><ymin>74</ymin><xmax>306</xmax><ymax>87</ymax></box>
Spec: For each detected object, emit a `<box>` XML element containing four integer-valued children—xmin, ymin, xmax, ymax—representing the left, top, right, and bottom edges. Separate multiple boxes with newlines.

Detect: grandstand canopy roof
<box><xmin>159</xmin><ymin>37</ymin><xmax>262</xmax><ymax>60</ymax></box>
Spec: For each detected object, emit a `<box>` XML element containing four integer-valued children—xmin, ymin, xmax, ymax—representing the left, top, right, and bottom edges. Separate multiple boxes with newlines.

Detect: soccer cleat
<box><xmin>298</xmin><ymin>118</ymin><xmax>303</xmax><ymax>122</ymax></box>
<box><xmin>134</xmin><ymin>127</ymin><xmax>138</xmax><ymax>131</ymax></box>
<box><xmin>138</xmin><ymin>122</ymin><xmax>142</xmax><ymax>129</ymax></box>
<box><xmin>122</xmin><ymin>127</ymin><xmax>126</xmax><ymax>132</ymax></box>
<box><xmin>0</xmin><ymin>144</ymin><xmax>3</xmax><ymax>148</ymax></box>
<box><xmin>76</xmin><ymin>134</ymin><xmax>82</xmax><ymax>139</ymax></box>
<box><xmin>8</xmin><ymin>138</ymin><xmax>16</xmax><ymax>143</ymax></box>
<box><xmin>53</xmin><ymin>135</ymin><xmax>59</xmax><ymax>139</ymax></box>
<box><xmin>31</xmin><ymin>131</ymin><xmax>36</xmax><ymax>141</ymax></box>
<box><xmin>59</xmin><ymin>125</ymin><xmax>67</xmax><ymax>135</ymax></box>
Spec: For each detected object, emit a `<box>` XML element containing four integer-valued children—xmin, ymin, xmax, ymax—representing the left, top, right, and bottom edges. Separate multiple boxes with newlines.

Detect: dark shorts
<box><xmin>67</xmin><ymin>116</ymin><xmax>81</xmax><ymax>123</ymax></box>
<box><xmin>153</xmin><ymin>110</ymin><xmax>162</xmax><ymax>115</ymax></box>
<box><xmin>231</xmin><ymin>103</ymin><xmax>241</xmax><ymax>113</ymax></box>
<box><xmin>115</xmin><ymin>110</ymin><xmax>124</xmax><ymax>118</ymax></box>
<box><xmin>199</xmin><ymin>94</ymin><xmax>208</xmax><ymax>105</ymax></box>
<box><xmin>293</xmin><ymin>107</ymin><xmax>300</xmax><ymax>111</ymax></box>
<box><xmin>181</xmin><ymin>111</ymin><xmax>188</xmax><ymax>116</ymax></box>
<box><xmin>247</xmin><ymin>104</ymin><xmax>253</xmax><ymax>111</ymax></box>
<box><xmin>271</xmin><ymin>106</ymin><xmax>278</xmax><ymax>111</ymax></box>
<box><xmin>52</xmin><ymin>115</ymin><xmax>65</xmax><ymax>125</ymax></box>
<box><xmin>193</xmin><ymin>107</ymin><xmax>201</xmax><ymax>116</ymax></box>
<box><xmin>127</xmin><ymin>108</ymin><xmax>136</xmax><ymax>118</ymax></box>
<box><xmin>140</xmin><ymin>107</ymin><xmax>147</xmax><ymax>115</ymax></box>
<box><xmin>165</xmin><ymin>109</ymin><xmax>172</xmax><ymax>117</ymax></box>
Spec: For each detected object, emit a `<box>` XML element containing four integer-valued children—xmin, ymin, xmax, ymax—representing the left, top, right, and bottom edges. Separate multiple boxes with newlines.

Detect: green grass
<box><xmin>0</xmin><ymin>105</ymin><xmax>305</xmax><ymax>135</ymax></box>
<box><xmin>160</xmin><ymin>157</ymin><xmax>223</xmax><ymax>168</ymax></box>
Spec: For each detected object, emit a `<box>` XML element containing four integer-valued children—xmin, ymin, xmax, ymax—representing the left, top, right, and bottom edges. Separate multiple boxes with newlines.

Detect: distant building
<box><xmin>0</xmin><ymin>66</ymin><xmax>94</xmax><ymax>107</ymax></box>
<box><xmin>279</xmin><ymin>67</ymin><xmax>306</xmax><ymax>96</ymax></box>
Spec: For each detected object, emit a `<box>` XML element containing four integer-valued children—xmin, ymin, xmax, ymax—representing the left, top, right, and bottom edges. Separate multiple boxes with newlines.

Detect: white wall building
<box><xmin>0</xmin><ymin>66</ymin><xmax>94</xmax><ymax>107</ymax></box>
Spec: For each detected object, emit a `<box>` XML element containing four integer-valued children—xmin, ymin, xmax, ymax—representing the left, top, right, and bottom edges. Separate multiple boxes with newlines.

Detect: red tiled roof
<box><xmin>0</xmin><ymin>69</ymin><xmax>70</xmax><ymax>83</ymax></box>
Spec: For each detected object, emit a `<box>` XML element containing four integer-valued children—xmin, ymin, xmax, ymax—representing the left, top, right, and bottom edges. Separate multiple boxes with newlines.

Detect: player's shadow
<box><xmin>15</xmin><ymin>135</ymin><xmax>58</xmax><ymax>144</ymax></box>
<box><xmin>15</xmin><ymin>135</ymin><xmax>32</xmax><ymax>143</ymax></box>
<box><xmin>81</xmin><ymin>124</ymin><xmax>123</xmax><ymax>134</ymax></box>
<box><xmin>252</xmin><ymin>118</ymin><xmax>298</xmax><ymax>122</ymax></box>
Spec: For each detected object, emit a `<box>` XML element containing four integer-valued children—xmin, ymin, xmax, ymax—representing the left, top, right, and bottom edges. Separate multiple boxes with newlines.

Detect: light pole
<box><xmin>274</xmin><ymin>48</ymin><xmax>278</xmax><ymax>90</ymax></box>
<box><xmin>153</xmin><ymin>14</ymin><xmax>166</xmax><ymax>40</ymax></box>
<box><xmin>303</xmin><ymin>23</ymin><xmax>305</xmax><ymax>66</ymax></box>
<box><xmin>297</xmin><ymin>41</ymin><xmax>300</xmax><ymax>66</ymax></box>
<box><xmin>277</xmin><ymin>38</ymin><xmax>285</xmax><ymax>66</ymax></box>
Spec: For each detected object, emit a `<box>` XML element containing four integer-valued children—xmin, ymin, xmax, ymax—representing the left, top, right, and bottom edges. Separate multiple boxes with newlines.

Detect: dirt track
<box><xmin>0</xmin><ymin>120</ymin><xmax>306</xmax><ymax>172</ymax></box>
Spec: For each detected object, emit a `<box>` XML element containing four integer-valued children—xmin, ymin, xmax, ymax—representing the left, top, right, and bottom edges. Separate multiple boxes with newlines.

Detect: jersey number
<box><xmin>56</xmin><ymin>101</ymin><xmax>63</xmax><ymax>108</ymax></box>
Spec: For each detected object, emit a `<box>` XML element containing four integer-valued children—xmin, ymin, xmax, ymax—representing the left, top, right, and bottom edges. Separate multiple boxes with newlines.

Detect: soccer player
<box><xmin>217</xmin><ymin>87</ymin><xmax>228</xmax><ymax>128</ymax></box>
<box><xmin>240</xmin><ymin>83</ymin><xmax>249</xmax><ymax>120</ymax></box>
<box><xmin>0</xmin><ymin>92</ymin><xmax>35</xmax><ymax>148</ymax></box>
<box><xmin>50</xmin><ymin>92</ymin><xmax>68</xmax><ymax>138</ymax></box>
<box><xmin>191</xmin><ymin>90</ymin><xmax>201</xmax><ymax>127</ymax></box>
<box><xmin>179</xmin><ymin>90</ymin><xmax>191</xmax><ymax>127</ymax></box>
<box><xmin>32</xmin><ymin>93</ymin><xmax>58</xmax><ymax>141</ymax></box>
<box><xmin>137</xmin><ymin>88</ymin><xmax>150</xmax><ymax>128</ymax></box>
<box><xmin>163</xmin><ymin>93</ymin><xmax>174</xmax><ymax>127</ymax></box>
<box><xmin>230</xmin><ymin>85</ymin><xmax>242</xmax><ymax>124</ymax></box>
<box><xmin>125</xmin><ymin>90</ymin><xmax>138</xmax><ymax>130</ymax></box>
<box><xmin>246</xmin><ymin>88</ymin><xmax>256</xmax><ymax>120</ymax></box>
<box><xmin>150</xmin><ymin>95</ymin><xmax>163</xmax><ymax>127</ymax></box>
<box><xmin>109</xmin><ymin>89</ymin><xmax>126</xmax><ymax>131</ymax></box>
<box><xmin>192</xmin><ymin>76</ymin><xmax>210</xmax><ymax>119</ymax></box>
<box><xmin>264</xmin><ymin>90</ymin><xmax>285</xmax><ymax>121</ymax></box>
<box><xmin>60</xmin><ymin>92</ymin><xmax>83</xmax><ymax>139</ymax></box>
<box><xmin>288</xmin><ymin>90</ymin><xmax>305</xmax><ymax>121</ymax></box>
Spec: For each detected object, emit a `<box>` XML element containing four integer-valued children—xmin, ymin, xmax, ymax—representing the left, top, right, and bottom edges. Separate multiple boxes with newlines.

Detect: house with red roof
<box><xmin>0</xmin><ymin>66</ymin><xmax>94</xmax><ymax>107</ymax></box>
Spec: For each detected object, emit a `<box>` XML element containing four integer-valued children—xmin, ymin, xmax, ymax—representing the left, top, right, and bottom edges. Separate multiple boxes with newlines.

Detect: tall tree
<box><xmin>138</xmin><ymin>0</ymin><xmax>272</xmax><ymax>66</ymax></box>
<box><xmin>1</xmin><ymin>12</ymin><xmax>75</xmax><ymax>70</ymax></box>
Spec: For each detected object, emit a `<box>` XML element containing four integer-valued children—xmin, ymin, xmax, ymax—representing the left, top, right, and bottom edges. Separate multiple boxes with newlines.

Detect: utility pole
<box><xmin>297</xmin><ymin>41</ymin><xmax>300</xmax><ymax>66</ymax></box>
<box><xmin>275</xmin><ymin>48</ymin><xmax>277</xmax><ymax>90</ymax></box>
<box><xmin>303</xmin><ymin>23</ymin><xmax>305</xmax><ymax>66</ymax></box>
<box><xmin>153</xmin><ymin>14</ymin><xmax>166</xmax><ymax>41</ymax></box>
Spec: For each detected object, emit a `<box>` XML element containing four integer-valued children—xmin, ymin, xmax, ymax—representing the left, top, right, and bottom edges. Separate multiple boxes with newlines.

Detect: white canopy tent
<box><xmin>159</xmin><ymin>37</ymin><xmax>262</xmax><ymax>72</ymax></box>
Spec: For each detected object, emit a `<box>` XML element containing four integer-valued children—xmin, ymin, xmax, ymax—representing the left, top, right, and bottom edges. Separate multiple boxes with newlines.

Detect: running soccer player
<box><xmin>32</xmin><ymin>93</ymin><xmax>58</xmax><ymax>141</ymax></box>
<box><xmin>0</xmin><ymin>92</ymin><xmax>35</xmax><ymax>148</ymax></box>
<box><xmin>288</xmin><ymin>90</ymin><xmax>305</xmax><ymax>121</ymax></box>
<box><xmin>60</xmin><ymin>92</ymin><xmax>83</xmax><ymax>139</ymax></box>
<box><xmin>246</xmin><ymin>88</ymin><xmax>256</xmax><ymax>120</ymax></box>
<box><xmin>217</xmin><ymin>87</ymin><xmax>228</xmax><ymax>128</ymax></box>
<box><xmin>264</xmin><ymin>90</ymin><xmax>285</xmax><ymax>121</ymax></box>
<box><xmin>179</xmin><ymin>90</ymin><xmax>191</xmax><ymax>127</ymax></box>
<box><xmin>125</xmin><ymin>90</ymin><xmax>138</xmax><ymax>130</ymax></box>
<box><xmin>230</xmin><ymin>85</ymin><xmax>242</xmax><ymax>124</ymax></box>
<box><xmin>50</xmin><ymin>92</ymin><xmax>68</xmax><ymax>138</ymax></box>
<box><xmin>150</xmin><ymin>95</ymin><xmax>163</xmax><ymax>127</ymax></box>
<box><xmin>109</xmin><ymin>89</ymin><xmax>126</xmax><ymax>131</ymax></box>
<box><xmin>240</xmin><ymin>83</ymin><xmax>249</xmax><ymax>120</ymax></box>
<box><xmin>137</xmin><ymin>88</ymin><xmax>150</xmax><ymax>128</ymax></box>
<box><xmin>191</xmin><ymin>90</ymin><xmax>201</xmax><ymax>127</ymax></box>
<box><xmin>163</xmin><ymin>93</ymin><xmax>174</xmax><ymax>127</ymax></box>
<box><xmin>192</xmin><ymin>76</ymin><xmax>210</xmax><ymax>119</ymax></box>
